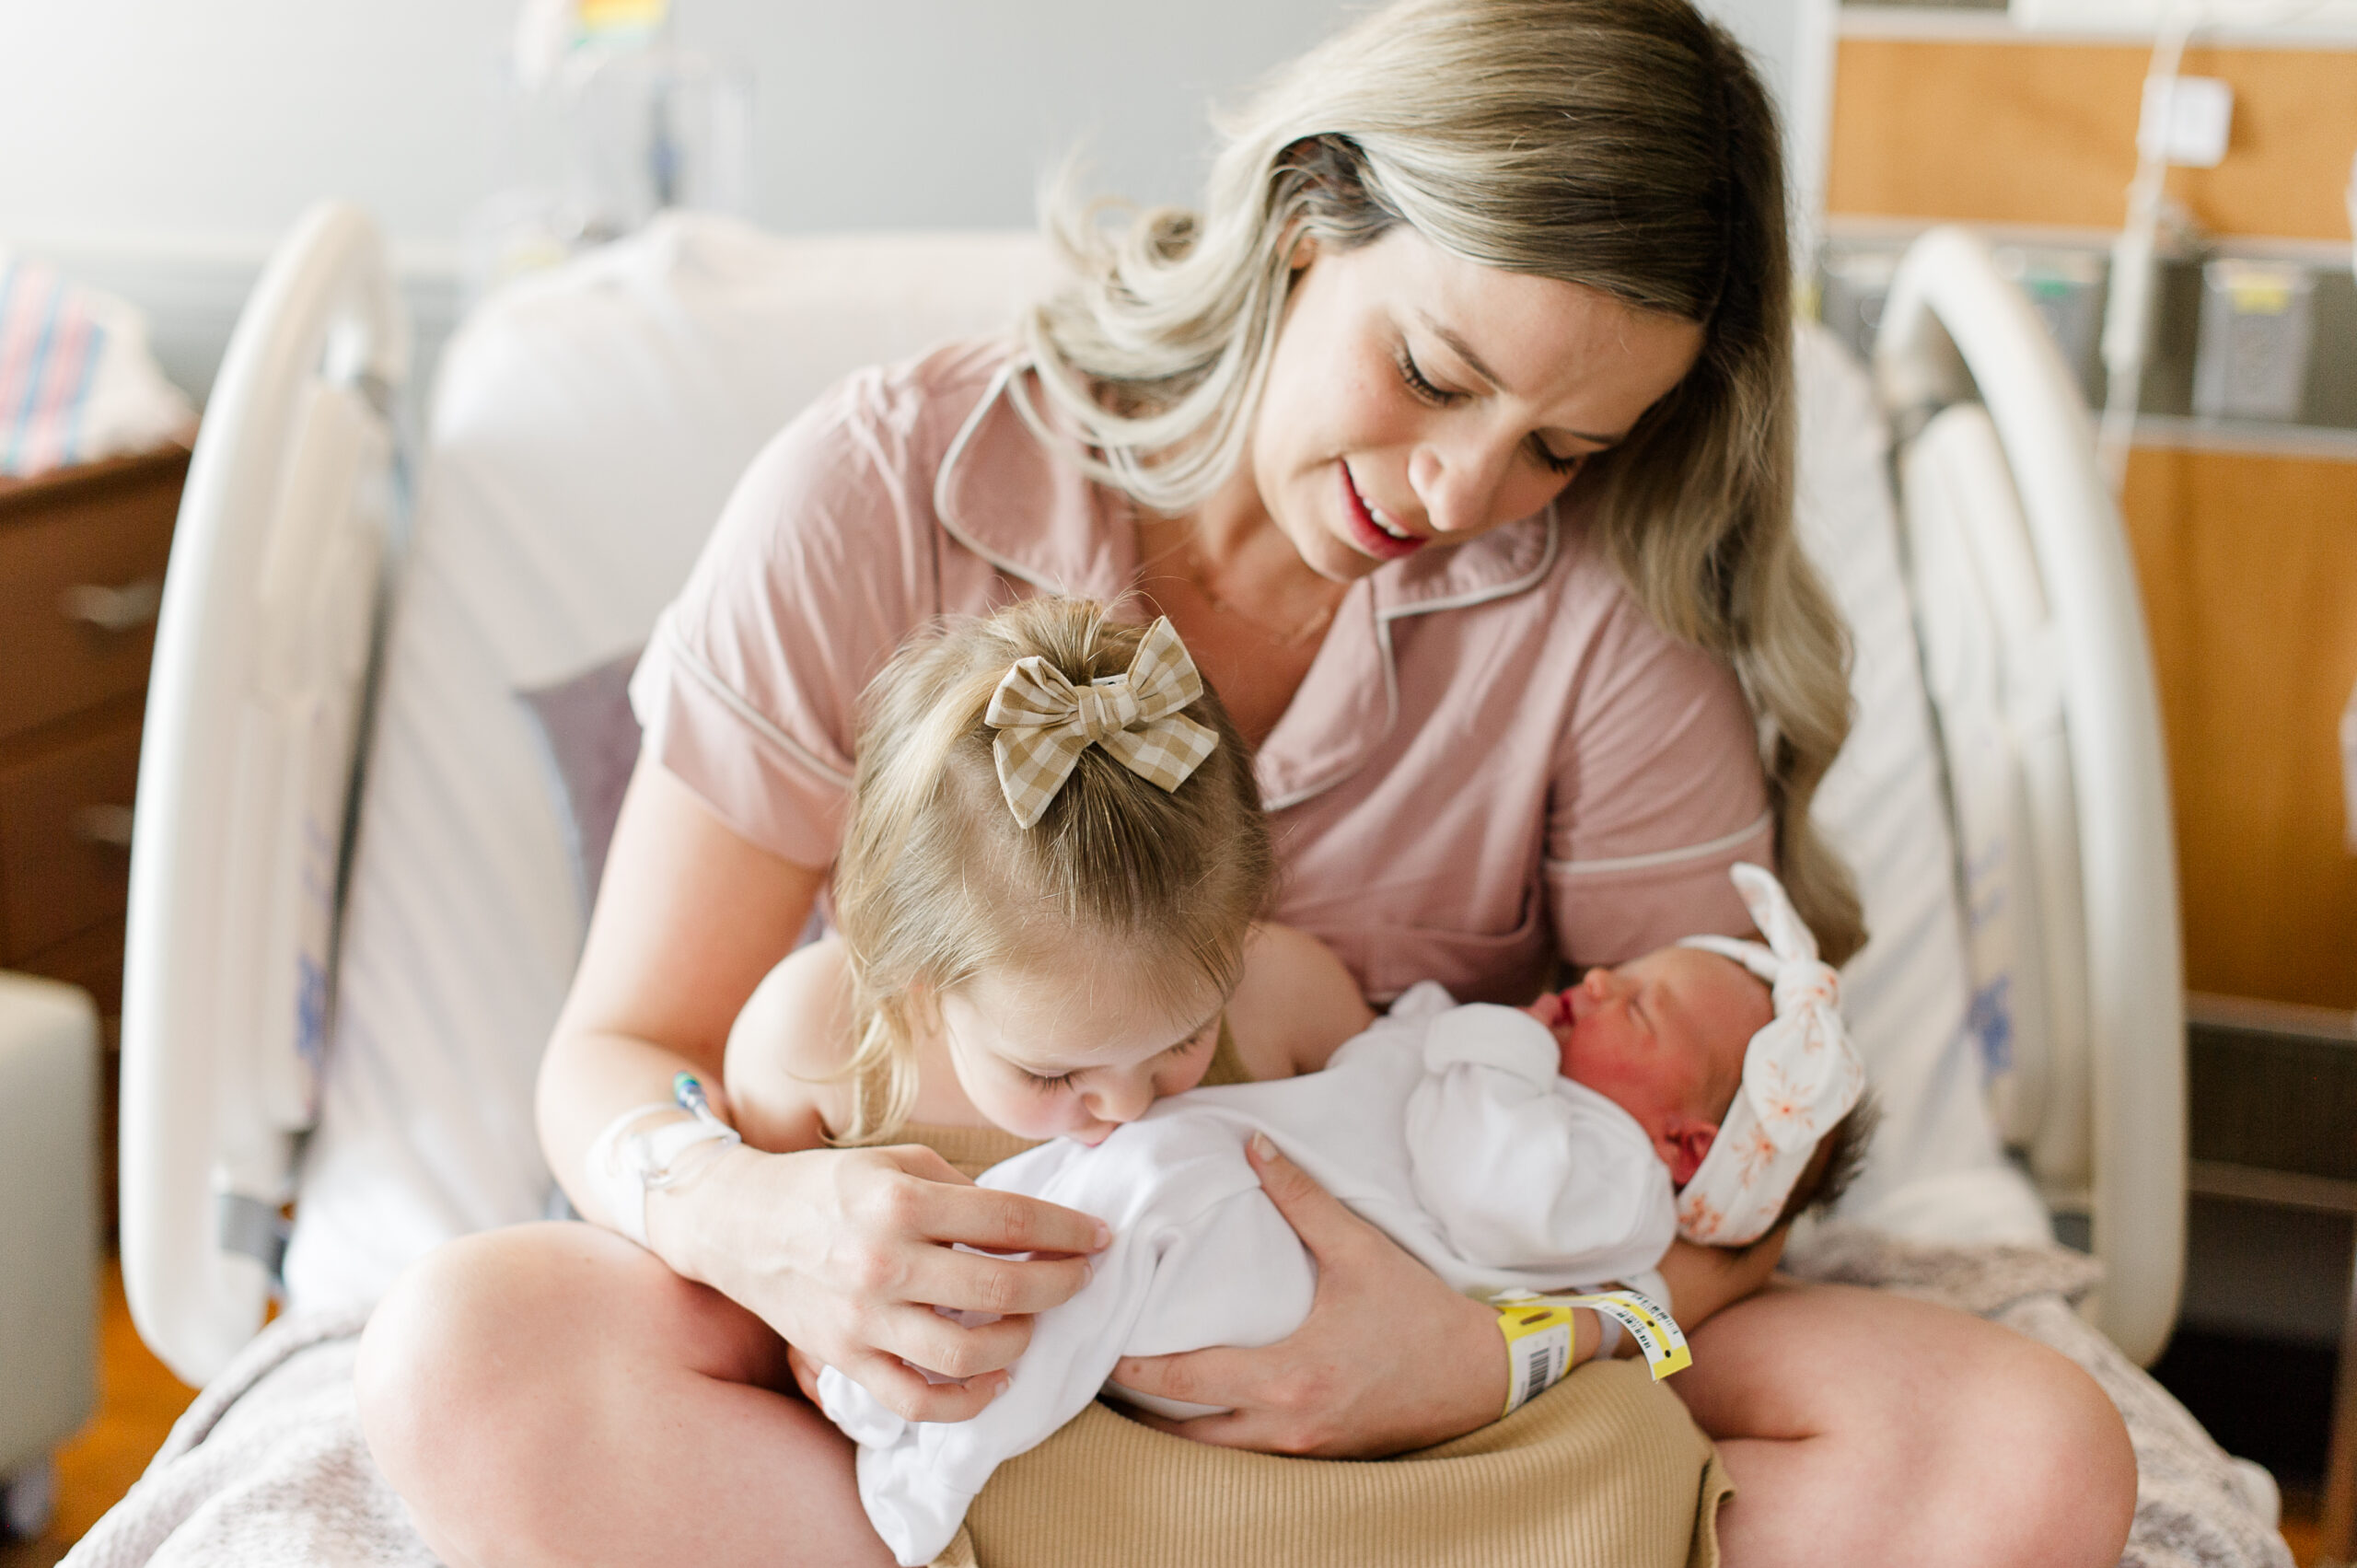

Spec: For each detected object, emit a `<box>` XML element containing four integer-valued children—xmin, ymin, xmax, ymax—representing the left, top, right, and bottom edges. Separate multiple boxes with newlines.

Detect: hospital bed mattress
<box><xmin>283</xmin><ymin>220</ymin><xmax>1054</xmax><ymax>1312</ymax></box>
<box><xmin>284</xmin><ymin>217</ymin><xmax>2047</xmax><ymax>1314</ymax></box>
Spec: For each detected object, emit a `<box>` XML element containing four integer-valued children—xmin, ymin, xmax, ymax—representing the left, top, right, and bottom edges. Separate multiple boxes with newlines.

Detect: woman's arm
<box><xmin>538</xmin><ymin>758</ymin><xmax>819</xmax><ymax>1206</ymax></box>
<box><xmin>1106</xmin><ymin>1146</ymin><xmax>1776</xmax><ymax>1457</ymax></box>
<box><xmin>1225</xmin><ymin>923</ymin><xmax>1376</xmax><ymax>1078</ymax></box>
<box><xmin>1655</xmin><ymin>1230</ymin><xmax>1786</xmax><ymax>1326</ymax></box>
<box><xmin>542</xmin><ymin>756</ymin><xmax>1109</xmax><ymax>1422</ymax></box>
<box><xmin>1111</xmin><ymin>1136</ymin><xmax>1508</xmax><ymax>1456</ymax></box>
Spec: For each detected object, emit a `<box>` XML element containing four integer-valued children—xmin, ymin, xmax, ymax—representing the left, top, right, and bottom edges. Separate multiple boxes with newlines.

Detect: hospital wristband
<box><xmin>1495</xmin><ymin>1299</ymin><xmax>1582</xmax><ymax>1416</ymax></box>
<box><xmin>581</xmin><ymin>1074</ymin><xmax>743</xmax><ymax>1248</ymax></box>
<box><xmin>1492</xmin><ymin>1286</ymin><xmax>1693</xmax><ymax>1414</ymax></box>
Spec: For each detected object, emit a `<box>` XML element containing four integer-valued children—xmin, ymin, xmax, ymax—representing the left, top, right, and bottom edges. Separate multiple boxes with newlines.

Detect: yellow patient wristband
<box><xmin>1492</xmin><ymin>1288</ymin><xmax>1693</xmax><ymax>1415</ymax></box>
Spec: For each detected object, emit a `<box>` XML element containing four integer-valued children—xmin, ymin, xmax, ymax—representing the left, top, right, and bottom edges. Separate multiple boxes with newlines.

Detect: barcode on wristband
<box><xmin>1518</xmin><ymin>1331</ymin><xmax>1566</xmax><ymax>1409</ymax></box>
<box><xmin>1532</xmin><ymin>1288</ymin><xmax>1692</xmax><ymax>1382</ymax></box>
<box><xmin>1499</xmin><ymin>1307</ymin><xmax>1575</xmax><ymax>1416</ymax></box>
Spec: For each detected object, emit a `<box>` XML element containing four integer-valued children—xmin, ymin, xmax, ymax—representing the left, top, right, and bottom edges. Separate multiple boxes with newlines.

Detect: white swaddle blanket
<box><xmin>818</xmin><ymin>982</ymin><xmax>1678</xmax><ymax>1566</ymax></box>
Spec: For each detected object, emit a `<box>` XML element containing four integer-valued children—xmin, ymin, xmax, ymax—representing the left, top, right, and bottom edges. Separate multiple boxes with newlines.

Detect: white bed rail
<box><xmin>121</xmin><ymin>203</ymin><xmax>407</xmax><ymax>1386</ymax></box>
<box><xmin>1875</xmin><ymin>226</ymin><xmax>2186</xmax><ymax>1365</ymax></box>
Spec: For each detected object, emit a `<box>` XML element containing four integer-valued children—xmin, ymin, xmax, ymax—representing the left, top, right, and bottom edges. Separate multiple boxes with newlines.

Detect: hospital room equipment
<box><xmin>0</xmin><ymin>975</ymin><xmax>98</xmax><ymax>1540</ymax></box>
<box><xmin>108</xmin><ymin>201</ymin><xmax>2256</xmax><ymax>1553</ymax></box>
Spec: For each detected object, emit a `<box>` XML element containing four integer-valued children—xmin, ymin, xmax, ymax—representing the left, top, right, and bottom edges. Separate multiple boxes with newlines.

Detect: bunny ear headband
<box><xmin>1671</xmin><ymin>863</ymin><xmax>1867</xmax><ymax>1247</ymax></box>
<box><xmin>984</xmin><ymin>616</ymin><xmax>1220</xmax><ymax>829</ymax></box>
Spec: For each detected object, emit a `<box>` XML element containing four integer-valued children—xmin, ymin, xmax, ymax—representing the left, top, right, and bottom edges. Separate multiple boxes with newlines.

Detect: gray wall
<box><xmin>0</xmin><ymin>0</ymin><xmax>1821</xmax><ymax>401</ymax></box>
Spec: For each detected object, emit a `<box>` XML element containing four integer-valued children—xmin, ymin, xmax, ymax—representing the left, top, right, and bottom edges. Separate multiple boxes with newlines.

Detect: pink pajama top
<box><xmin>633</xmin><ymin>341</ymin><xmax>1772</xmax><ymax>1005</ymax></box>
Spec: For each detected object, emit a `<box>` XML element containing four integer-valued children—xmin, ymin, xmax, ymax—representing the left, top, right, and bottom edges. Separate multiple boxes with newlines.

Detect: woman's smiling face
<box><xmin>1242</xmin><ymin>226</ymin><xmax>1706</xmax><ymax>581</ymax></box>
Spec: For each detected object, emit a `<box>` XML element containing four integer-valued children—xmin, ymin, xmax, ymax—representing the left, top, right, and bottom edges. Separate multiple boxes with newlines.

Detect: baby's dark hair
<box><xmin>1770</xmin><ymin>1086</ymin><xmax>1881</xmax><ymax>1231</ymax></box>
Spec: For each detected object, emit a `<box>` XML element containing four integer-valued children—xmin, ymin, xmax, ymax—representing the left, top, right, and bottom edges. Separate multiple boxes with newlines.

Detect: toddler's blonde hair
<box><xmin>829</xmin><ymin>598</ymin><xmax>1273</xmax><ymax>1144</ymax></box>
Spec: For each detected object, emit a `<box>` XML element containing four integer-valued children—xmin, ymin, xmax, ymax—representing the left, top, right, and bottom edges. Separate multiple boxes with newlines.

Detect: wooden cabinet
<box><xmin>1826</xmin><ymin>22</ymin><xmax>2357</xmax><ymax>1012</ymax></box>
<box><xmin>0</xmin><ymin>447</ymin><xmax>190</xmax><ymax>1230</ymax></box>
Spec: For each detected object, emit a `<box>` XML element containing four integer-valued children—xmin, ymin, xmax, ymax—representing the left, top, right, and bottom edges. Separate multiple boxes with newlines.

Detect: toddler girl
<box><xmin>802</xmin><ymin>858</ymin><xmax>1871</xmax><ymax>1564</ymax></box>
<box><xmin>715</xmin><ymin>598</ymin><xmax>1376</xmax><ymax>1397</ymax></box>
<box><xmin>723</xmin><ymin>598</ymin><xmax>1870</xmax><ymax>1568</ymax></box>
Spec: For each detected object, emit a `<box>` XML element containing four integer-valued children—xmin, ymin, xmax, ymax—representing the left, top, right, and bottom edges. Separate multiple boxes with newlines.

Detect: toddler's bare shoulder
<box><xmin>722</xmin><ymin>936</ymin><xmax>857</xmax><ymax>1148</ymax></box>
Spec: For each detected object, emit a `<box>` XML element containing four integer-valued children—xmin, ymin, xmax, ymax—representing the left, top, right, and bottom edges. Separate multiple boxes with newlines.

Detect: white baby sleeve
<box><xmin>1404</xmin><ymin>1004</ymin><xmax>1678</xmax><ymax>1290</ymax></box>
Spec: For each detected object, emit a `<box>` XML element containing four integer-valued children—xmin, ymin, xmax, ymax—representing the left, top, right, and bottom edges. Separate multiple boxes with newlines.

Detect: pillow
<box><xmin>517</xmin><ymin>646</ymin><xmax>644</xmax><ymax>914</ymax></box>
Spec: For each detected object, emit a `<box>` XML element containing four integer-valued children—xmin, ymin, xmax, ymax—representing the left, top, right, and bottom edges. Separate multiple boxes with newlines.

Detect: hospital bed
<box><xmin>112</xmin><ymin>203</ymin><xmax>2207</xmax><ymax>1542</ymax></box>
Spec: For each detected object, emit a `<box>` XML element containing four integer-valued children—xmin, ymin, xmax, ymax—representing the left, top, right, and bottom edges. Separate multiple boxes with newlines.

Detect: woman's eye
<box><xmin>1531</xmin><ymin>441</ymin><xmax>1586</xmax><ymax>477</ymax></box>
<box><xmin>1394</xmin><ymin>346</ymin><xmax>1457</xmax><ymax>407</ymax></box>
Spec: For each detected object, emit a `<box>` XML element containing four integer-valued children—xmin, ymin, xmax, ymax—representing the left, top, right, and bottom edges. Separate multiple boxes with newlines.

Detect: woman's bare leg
<box><xmin>1673</xmin><ymin>1281</ymin><xmax>2136</xmax><ymax>1568</ymax></box>
<box><xmin>356</xmin><ymin>1222</ymin><xmax>894</xmax><ymax>1568</ymax></box>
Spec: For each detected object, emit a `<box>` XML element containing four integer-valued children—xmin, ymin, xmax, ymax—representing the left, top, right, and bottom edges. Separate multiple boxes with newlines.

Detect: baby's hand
<box><xmin>1523</xmin><ymin>989</ymin><xmax>1572</xmax><ymax>1035</ymax></box>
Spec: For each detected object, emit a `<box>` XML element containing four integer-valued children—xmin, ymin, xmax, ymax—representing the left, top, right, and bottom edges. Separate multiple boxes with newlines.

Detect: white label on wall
<box><xmin>2140</xmin><ymin>75</ymin><xmax>2233</xmax><ymax>168</ymax></box>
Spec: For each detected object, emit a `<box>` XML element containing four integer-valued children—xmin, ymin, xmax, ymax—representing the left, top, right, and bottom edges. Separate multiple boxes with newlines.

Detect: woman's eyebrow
<box><xmin>1412</xmin><ymin>309</ymin><xmax>1620</xmax><ymax>447</ymax></box>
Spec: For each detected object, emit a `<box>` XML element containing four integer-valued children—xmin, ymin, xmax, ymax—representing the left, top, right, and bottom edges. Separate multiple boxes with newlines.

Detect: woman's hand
<box><xmin>648</xmin><ymin>1138</ymin><xmax>1109</xmax><ymax>1423</ymax></box>
<box><xmin>1108</xmin><ymin>1134</ymin><xmax>1505</xmax><ymax>1458</ymax></box>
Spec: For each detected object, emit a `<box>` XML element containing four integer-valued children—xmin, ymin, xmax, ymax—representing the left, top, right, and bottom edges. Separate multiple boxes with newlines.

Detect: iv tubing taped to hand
<box><xmin>581</xmin><ymin>1073</ymin><xmax>743</xmax><ymax>1247</ymax></box>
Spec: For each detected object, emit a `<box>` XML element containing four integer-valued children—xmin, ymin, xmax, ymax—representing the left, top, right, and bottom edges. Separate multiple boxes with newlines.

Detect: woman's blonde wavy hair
<box><xmin>828</xmin><ymin>598</ymin><xmax>1274</xmax><ymax>1144</ymax></box>
<box><xmin>1016</xmin><ymin>0</ymin><xmax>1864</xmax><ymax>962</ymax></box>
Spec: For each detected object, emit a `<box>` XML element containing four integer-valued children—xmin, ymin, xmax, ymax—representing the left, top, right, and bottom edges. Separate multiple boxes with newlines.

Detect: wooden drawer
<box><xmin>0</xmin><ymin>448</ymin><xmax>187</xmax><ymax>745</ymax></box>
<box><xmin>0</xmin><ymin>714</ymin><xmax>142</xmax><ymax>962</ymax></box>
<box><xmin>17</xmin><ymin>915</ymin><xmax>127</xmax><ymax>1018</ymax></box>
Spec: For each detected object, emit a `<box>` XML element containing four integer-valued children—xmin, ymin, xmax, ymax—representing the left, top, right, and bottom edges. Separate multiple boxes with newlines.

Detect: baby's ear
<box><xmin>1661</xmin><ymin>1118</ymin><xmax>1718</xmax><ymax>1188</ymax></box>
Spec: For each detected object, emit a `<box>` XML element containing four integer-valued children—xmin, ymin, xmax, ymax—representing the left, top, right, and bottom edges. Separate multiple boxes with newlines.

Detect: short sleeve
<box><xmin>1544</xmin><ymin>592</ymin><xmax>1774</xmax><ymax>965</ymax></box>
<box><xmin>630</xmin><ymin>368</ymin><xmax>938</xmax><ymax>869</ymax></box>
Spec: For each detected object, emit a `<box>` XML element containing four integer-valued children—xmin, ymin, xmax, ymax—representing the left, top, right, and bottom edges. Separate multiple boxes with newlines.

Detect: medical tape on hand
<box><xmin>582</xmin><ymin>1078</ymin><xmax>742</xmax><ymax>1248</ymax></box>
<box><xmin>1492</xmin><ymin>1286</ymin><xmax>1692</xmax><ymax>1413</ymax></box>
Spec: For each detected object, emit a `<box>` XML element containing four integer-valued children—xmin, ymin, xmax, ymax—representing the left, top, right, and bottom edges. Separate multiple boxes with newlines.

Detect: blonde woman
<box><xmin>357</xmin><ymin>0</ymin><xmax>2136</xmax><ymax>1563</ymax></box>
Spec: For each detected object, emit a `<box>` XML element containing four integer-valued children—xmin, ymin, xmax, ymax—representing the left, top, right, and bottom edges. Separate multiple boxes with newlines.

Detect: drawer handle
<box><xmin>72</xmin><ymin>804</ymin><xmax>135</xmax><ymax>850</ymax></box>
<box><xmin>60</xmin><ymin>577</ymin><xmax>164</xmax><ymax>634</ymax></box>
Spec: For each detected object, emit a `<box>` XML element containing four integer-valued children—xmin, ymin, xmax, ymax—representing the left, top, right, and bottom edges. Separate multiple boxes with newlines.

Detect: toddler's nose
<box><xmin>1090</xmin><ymin>1077</ymin><xmax>1155</xmax><ymax>1127</ymax></box>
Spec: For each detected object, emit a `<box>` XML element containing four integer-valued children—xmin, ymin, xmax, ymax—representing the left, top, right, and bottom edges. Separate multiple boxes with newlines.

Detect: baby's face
<box><xmin>1526</xmin><ymin>947</ymin><xmax>1771</xmax><ymax>1181</ymax></box>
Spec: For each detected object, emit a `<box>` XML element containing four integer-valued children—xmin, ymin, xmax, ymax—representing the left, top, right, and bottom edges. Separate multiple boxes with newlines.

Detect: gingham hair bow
<box><xmin>1671</xmin><ymin>863</ymin><xmax>1867</xmax><ymax>1246</ymax></box>
<box><xmin>984</xmin><ymin>617</ymin><xmax>1221</xmax><ymax>830</ymax></box>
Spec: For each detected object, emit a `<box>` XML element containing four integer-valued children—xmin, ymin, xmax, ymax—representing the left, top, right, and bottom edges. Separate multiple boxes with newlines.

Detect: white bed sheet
<box><xmin>284</xmin><ymin>216</ymin><xmax>2043</xmax><ymax>1314</ymax></box>
<box><xmin>283</xmin><ymin>219</ymin><xmax>1055</xmax><ymax>1311</ymax></box>
<box><xmin>1792</xmin><ymin>328</ymin><xmax>2049</xmax><ymax>1244</ymax></box>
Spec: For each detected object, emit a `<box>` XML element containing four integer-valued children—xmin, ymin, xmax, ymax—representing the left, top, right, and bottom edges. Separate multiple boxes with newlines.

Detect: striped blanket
<box><xmin>0</xmin><ymin>253</ymin><xmax>193</xmax><ymax>478</ymax></box>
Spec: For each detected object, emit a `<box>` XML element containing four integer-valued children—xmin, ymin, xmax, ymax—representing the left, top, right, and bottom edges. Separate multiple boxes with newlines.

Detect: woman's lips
<box><xmin>1338</xmin><ymin>464</ymin><xmax>1423</xmax><ymax>563</ymax></box>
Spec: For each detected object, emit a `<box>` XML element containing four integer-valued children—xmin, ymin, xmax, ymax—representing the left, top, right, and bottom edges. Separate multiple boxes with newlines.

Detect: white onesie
<box><xmin>819</xmin><ymin>981</ymin><xmax>1678</xmax><ymax>1567</ymax></box>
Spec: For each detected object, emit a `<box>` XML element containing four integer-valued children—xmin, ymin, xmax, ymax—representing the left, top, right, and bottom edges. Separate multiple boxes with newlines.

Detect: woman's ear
<box><xmin>1289</xmin><ymin>230</ymin><xmax>1320</xmax><ymax>273</ymax></box>
<box><xmin>1661</xmin><ymin>1117</ymin><xmax>1718</xmax><ymax>1188</ymax></box>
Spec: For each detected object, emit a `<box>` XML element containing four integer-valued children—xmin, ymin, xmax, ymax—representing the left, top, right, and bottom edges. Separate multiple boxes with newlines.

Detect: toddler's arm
<box><xmin>721</xmin><ymin>935</ymin><xmax>858</xmax><ymax>1153</ymax></box>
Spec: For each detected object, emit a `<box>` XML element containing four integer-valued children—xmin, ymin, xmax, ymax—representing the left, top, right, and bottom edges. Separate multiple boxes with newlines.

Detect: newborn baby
<box><xmin>823</xmin><ymin>865</ymin><xmax>1872</xmax><ymax>1566</ymax></box>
